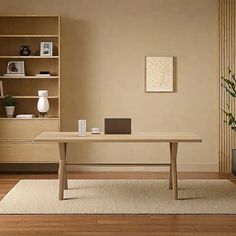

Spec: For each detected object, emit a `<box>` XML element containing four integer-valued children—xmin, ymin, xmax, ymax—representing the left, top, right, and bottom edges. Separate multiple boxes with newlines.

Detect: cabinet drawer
<box><xmin>0</xmin><ymin>119</ymin><xmax>58</xmax><ymax>140</ymax></box>
<box><xmin>0</xmin><ymin>143</ymin><xmax>59</xmax><ymax>163</ymax></box>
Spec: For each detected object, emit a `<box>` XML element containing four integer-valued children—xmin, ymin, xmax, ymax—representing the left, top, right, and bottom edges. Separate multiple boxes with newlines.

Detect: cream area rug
<box><xmin>0</xmin><ymin>179</ymin><xmax>236</xmax><ymax>214</ymax></box>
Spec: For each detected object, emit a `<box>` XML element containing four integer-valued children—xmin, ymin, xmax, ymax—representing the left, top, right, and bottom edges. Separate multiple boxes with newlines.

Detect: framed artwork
<box><xmin>145</xmin><ymin>56</ymin><xmax>174</xmax><ymax>92</ymax></box>
<box><xmin>7</xmin><ymin>61</ymin><xmax>25</xmax><ymax>75</ymax></box>
<box><xmin>0</xmin><ymin>81</ymin><xmax>4</xmax><ymax>97</ymax></box>
<box><xmin>40</xmin><ymin>42</ymin><xmax>53</xmax><ymax>56</ymax></box>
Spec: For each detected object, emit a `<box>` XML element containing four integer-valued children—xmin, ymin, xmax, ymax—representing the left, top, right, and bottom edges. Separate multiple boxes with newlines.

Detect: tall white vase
<box><xmin>37</xmin><ymin>90</ymin><xmax>49</xmax><ymax>117</ymax></box>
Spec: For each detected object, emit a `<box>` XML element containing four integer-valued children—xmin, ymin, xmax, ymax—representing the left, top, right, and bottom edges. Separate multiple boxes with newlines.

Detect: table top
<box><xmin>34</xmin><ymin>132</ymin><xmax>202</xmax><ymax>143</ymax></box>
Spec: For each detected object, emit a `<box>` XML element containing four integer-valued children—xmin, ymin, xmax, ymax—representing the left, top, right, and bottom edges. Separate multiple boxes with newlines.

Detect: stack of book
<box><xmin>16</xmin><ymin>114</ymin><xmax>34</xmax><ymax>119</ymax></box>
<box><xmin>35</xmin><ymin>71</ymin><xmax>51</xmax><ymax>77</ymax></box>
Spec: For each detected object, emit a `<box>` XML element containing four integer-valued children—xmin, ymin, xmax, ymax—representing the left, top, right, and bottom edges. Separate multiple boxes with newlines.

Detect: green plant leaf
<box><xmin>222</xmin><ymin>78</ymin><xmax>234</xmax><ymax>87</ymax></box>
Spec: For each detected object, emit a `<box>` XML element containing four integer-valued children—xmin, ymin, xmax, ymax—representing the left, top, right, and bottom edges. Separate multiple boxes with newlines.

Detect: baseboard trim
<box><xmin>0</xmin><ymin>163</ymin><xmax>59</xmax><ymax>173</ymax></box>
<box><xmin>0</xmin><ymin>163</ymin><xmax>218</xmax><ymax>173</ymax></box>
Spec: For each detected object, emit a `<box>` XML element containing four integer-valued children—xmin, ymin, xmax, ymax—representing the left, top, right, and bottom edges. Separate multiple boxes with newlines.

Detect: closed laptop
<box><xmin>104</xmin><ymin>118</ymin><xmax>131</xmax><ymax>134</ymax></box>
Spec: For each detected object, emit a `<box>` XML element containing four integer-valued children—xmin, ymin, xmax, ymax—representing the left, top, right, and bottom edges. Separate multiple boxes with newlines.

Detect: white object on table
<box><xmin>91</xmin><ymin>127</ymin><xmax>100</xmax><ymax>134</ymax></box>
<box><xmin>78</xmin><ymin>120</ymin><xmax>86</xmax><ymax>136</ymax></box>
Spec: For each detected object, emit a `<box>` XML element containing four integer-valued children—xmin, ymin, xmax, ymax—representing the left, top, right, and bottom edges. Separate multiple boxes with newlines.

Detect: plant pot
<box><xmin>5</xmin><ymin>106</ymin><xmax>15</xmax><ymax>118</ymax></box>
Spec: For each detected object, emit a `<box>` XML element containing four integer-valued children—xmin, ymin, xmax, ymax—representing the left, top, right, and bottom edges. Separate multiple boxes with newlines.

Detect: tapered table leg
<box><xmin>58</xmin><ymin>142</ymin><xmax>67</xmax><ymax>200</ymax></box>
<box><xmin>169</xmin><ymin>162</ymin><xmax>173</xmax><ymax>190</ymax></box>
<box><xmin>169</xmin><ymin>142</ymin><xmax>178</xmax><ymax>200</ymax></box>
<box><xmin>64</xmin><ymin>143</ymin><xmax>68</xmax><ymax>190</ymax></box>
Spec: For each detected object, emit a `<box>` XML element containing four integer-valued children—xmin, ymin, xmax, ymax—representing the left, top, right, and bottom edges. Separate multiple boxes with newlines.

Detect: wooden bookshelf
<box><xmin>0</xmin><ymin>15</ymin><xmax>60</xmax><ymax>164</ymax></box>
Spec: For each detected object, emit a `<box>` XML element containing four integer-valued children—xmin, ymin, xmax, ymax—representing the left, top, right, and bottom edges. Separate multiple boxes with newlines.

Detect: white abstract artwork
<box><xmin>146</xmin><ymin>56</ymin><xmax>173</xmax><ymax>92</ymax></box>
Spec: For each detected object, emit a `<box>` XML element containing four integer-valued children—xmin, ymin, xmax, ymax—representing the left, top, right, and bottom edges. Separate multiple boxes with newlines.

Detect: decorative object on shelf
<box><xmin>37</xmin><ymin>90</ymin><xmax>49</xmax><ymax>117</ymax></box>
<box><xmin>78</xmin><ymin>120</ymin><xmax>86</xmax><ymax>136</ymax></box>
<box><xmin>5</xmin><ymin>61</ymin><xmax>25</xmax><ymax>76</ymax></box>
<box><xmin>40</xmin><ymin>42</ymin><xmax>53</xmax><ymax>56</ymax></box>
<box><xmin>0</xmin><ymin>81</ymin><xmax>4</xmax><ymax>97</ymax></box>
<box><xmin>19</xmin><ymin>45</ymin><xmax>31</xmax><ymax>56</ymax></box>
<box><xmin>146</xmin><ymin>56</ymin><xmax>174</xmax><ymax>92</ymax></box>
<box><xmin>4</xmin><ymin>95</ymin><xmax>15</xmax><ymax>118</ymax></box>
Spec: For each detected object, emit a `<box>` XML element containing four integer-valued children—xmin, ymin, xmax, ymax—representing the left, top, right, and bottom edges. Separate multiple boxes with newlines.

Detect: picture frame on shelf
<box><xmin>5</xmin><ymin>61</ymin><xmax>25</xmax><ymax>76</ymax></box>
<box><xmin>0</xmin><ymin>81</ymin><xmax>4</xmax><ymax>97</ymax></box>
<box><xmin>40</xmin><ymin>42</ymin><xmax>53</xmax><ymax>56</ymax></box>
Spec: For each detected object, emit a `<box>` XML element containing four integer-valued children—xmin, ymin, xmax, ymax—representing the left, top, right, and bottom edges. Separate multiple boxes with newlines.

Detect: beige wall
<box><xmin>0</xmin><ymin>0</ymin><xmax>219</xmax><ymax>171</ymax></box>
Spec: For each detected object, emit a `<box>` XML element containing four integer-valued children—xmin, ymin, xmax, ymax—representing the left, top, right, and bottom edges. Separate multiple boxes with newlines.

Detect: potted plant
<box><xmin>221</xmin><ymin>69</ymin><xmax>236</xmax><ymax>175</ymax></box>
<box><xmin>4</xmin><ymin>95</ymin><xmax>15</xmax><ymax>118</ymax></box>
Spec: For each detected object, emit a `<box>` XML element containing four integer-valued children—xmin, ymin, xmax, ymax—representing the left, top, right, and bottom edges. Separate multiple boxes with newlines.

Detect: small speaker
<box><xmin>105</xmin><ymin>118</ymin><xmax>131</xmax><ymax>134</ymax></box>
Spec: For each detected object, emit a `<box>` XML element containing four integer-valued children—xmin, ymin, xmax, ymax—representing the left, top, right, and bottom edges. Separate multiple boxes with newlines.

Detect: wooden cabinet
<box><xmin>0</xmin><ymin>15</ymin><xmax>60</xmax><ymax>163</ymax></box>
<box><xmin>0</xmin><ymin>143</ymin><xmax>59</xmax><ymax>163</ymax></box>
<box><xmin>0</xmin><ymin>118</ymin><xmax>59</xmax><ymax>140</ymax></box>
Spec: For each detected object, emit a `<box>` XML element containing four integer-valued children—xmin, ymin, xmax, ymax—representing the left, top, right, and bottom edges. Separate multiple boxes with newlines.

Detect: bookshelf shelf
<box><xmin>0</xmin><ymin>76</ymin><xmax>58</xmax><ymax>79</ymax></box>
<box><xmin>0</xmin><ymin>117</ymin><xmax>59</xmax><ymax>120</ymax></box>
<box><xmin>0</xmin><ymin>35</ymin><xmax>59</xmax><ymax>38</ymax></box>
<box><xmin>0</xmin><ymin>96</ymin><xmax>59</xmax><ymax>99</ymax></box>
<box><xmin>0</xmin><ymin>56</ymin><xmax>59</xmax><ymax>59</ymax></box>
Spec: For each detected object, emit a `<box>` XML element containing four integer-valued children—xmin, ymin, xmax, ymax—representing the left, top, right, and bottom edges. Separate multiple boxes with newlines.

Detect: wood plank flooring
<box><xmin>0</xmin><ymin>171</ymin><xmax>236</xmax><ymax>236</ymax></box>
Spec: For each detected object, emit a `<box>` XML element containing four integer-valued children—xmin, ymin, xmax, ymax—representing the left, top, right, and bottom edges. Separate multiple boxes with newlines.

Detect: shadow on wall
<box><xmin>60</xmin><ymin>17</ymin><xmax>95</xmax><ymax>132</ymax></box>
<box><xmin>173</xmin><ymin>57</ymin><xmax>178</xmax><ymax>92</ymax></box>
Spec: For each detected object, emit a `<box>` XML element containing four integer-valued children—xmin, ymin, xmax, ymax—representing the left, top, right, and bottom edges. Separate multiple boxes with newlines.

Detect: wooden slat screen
<box><xmin>219</xmin><ymin>0</ymin><xmax>236</xmax><ymax>172</ymax></box>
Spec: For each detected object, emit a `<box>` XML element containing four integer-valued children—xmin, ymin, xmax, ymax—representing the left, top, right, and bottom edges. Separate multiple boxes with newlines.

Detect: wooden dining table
<box><xmin>34</xmin><ymin>132</ymin><xmax>202</xmax><ymax>200</ymax></box>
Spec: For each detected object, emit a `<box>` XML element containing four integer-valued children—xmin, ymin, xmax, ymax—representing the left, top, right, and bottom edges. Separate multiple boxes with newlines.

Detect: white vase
<box><xmin>37</xmin><ymin>90</ymin><xmax>49</xmax><ymax>117</ymax></box>
<box><xmin>5</xmin><ymin>106</ymin><xmax>15</xmax><ymax>118</ymax></box>
<box><xmin>78</xmin><ymin>120</ymin><xmax>86</xmax><ymax>136</ymax></box>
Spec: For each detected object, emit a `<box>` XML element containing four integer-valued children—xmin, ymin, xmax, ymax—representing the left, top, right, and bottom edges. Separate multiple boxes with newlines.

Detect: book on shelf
<box><xmin>16</xmin><ymin>114</ymin><xmax>34</xmax><ymax>119</ymax></box>
<box><xmin>35</xmin><ymin>73</ymin><xmax>51</xmax><ymax>77</ymax></box>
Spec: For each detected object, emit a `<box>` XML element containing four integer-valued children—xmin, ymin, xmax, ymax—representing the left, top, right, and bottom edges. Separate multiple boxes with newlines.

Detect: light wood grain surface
<box><xmin>35</xmin><ymin>132</ymin><xmax>202</xmax><ymax>143</ymax></box>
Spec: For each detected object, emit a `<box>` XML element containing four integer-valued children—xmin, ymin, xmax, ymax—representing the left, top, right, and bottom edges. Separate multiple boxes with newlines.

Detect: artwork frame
<box><xmin>40</xmin><ymin>42</ymin><xmax>53</xmax><ymax>56</ymax></box>
<box><xmin>145</xmin><ymin>56</ymin><xmax>174</xmax><ymax>92</ymax></box>
<box><xmin>6</xmin><ymin>61</ymin><xmax>25</xmax><ymax>75</ymax></box>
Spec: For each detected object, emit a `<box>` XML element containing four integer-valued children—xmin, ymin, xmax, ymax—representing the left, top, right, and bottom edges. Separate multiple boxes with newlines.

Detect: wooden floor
<box><xmin>0</xmin><ymin>171</ymin><xmax>236</xmax><ymax>236</ymax></box>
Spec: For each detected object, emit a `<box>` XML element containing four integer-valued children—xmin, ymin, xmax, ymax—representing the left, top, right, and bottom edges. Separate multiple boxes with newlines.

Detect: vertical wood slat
<box><xmin>219</xmin><ymin>0</ymin><xmax>222</xmax><ymax>172</ymax></box>
<box><xmin>219</xmin><ymin>0</ymin><xmax>236</xmax><ymax>173</ymax></box>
